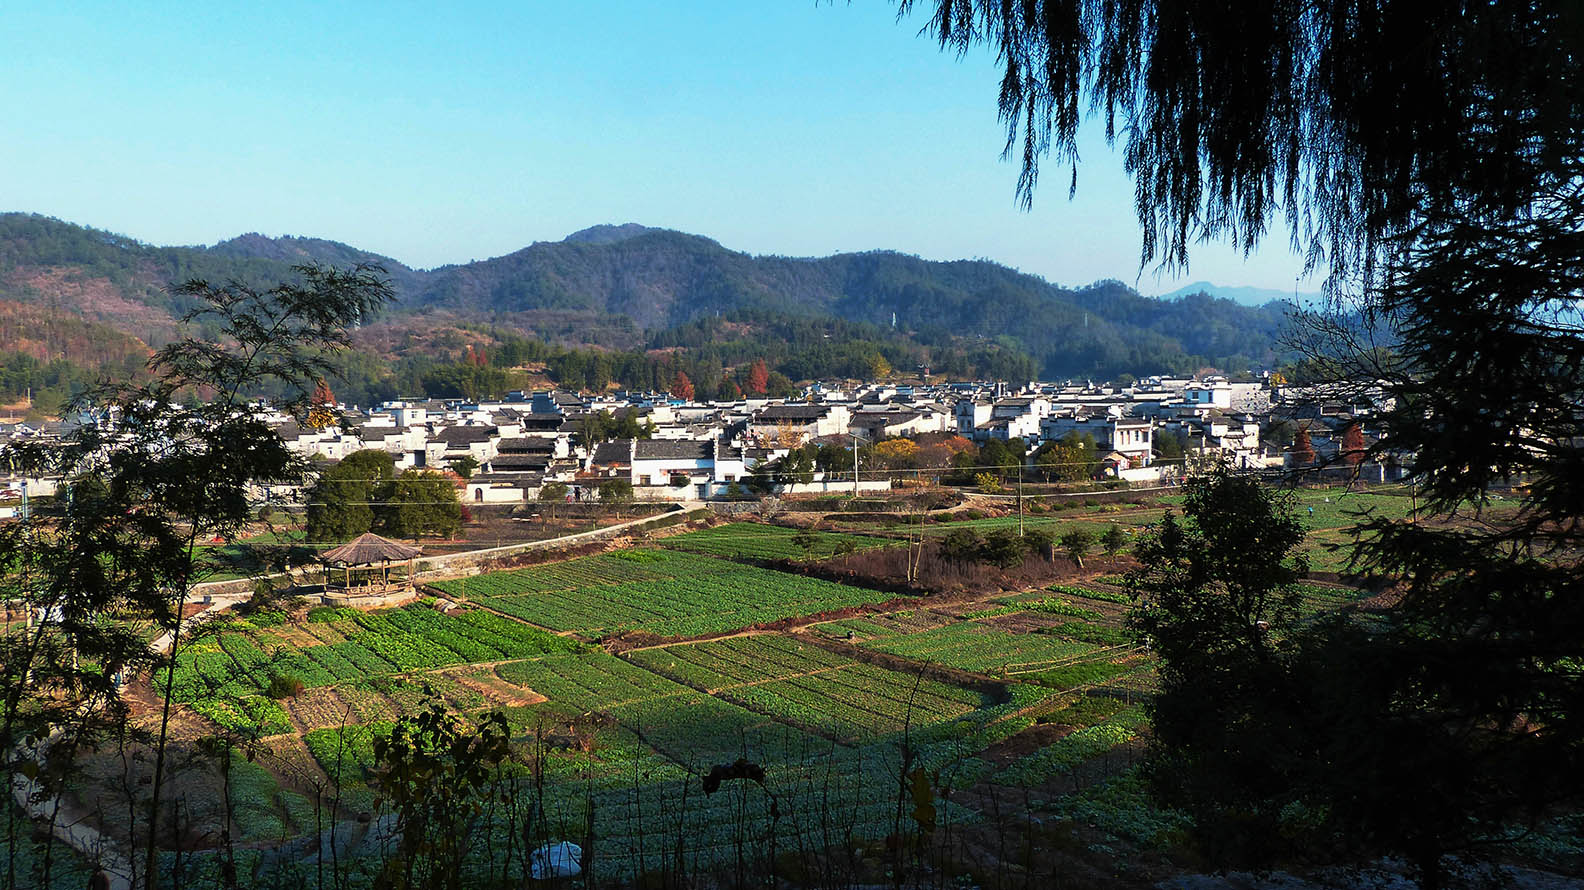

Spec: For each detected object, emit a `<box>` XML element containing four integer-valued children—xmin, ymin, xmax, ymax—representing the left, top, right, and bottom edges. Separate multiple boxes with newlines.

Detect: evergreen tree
<box><xmin>746</xmin><ymin>358</ymin><xmax>770</xmax><ymax>395</ymax></box>
<box><xmin>1339</xmin><ymin>422</ymin><xmax>1365</xmax><ymax>466</ymax></box>
<box><xmin>1290</xmin><ymin>425</ymin><xmax>1315</xmax><ymax>467</ymax></box>
<box><xmin>1059</xmin><ymin>527</ymin><xmax>1095</xmax><ymax>568</ymax></box>
<box><xmin>669</xmin><ymin>370</ymin><xmax>694</xmax><ymax>401</ymax></box>
<box><xmin>1101</xmin><ymin>523</ymin><xmax>1127</xmax><ymax>557</ymax></box>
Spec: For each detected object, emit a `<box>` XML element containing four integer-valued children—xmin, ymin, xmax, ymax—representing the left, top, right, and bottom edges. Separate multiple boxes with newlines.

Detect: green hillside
<box><xmin>0</xmin><ymin>212</ymin><xmax>1297</xmax><ymax>404</ymax></box>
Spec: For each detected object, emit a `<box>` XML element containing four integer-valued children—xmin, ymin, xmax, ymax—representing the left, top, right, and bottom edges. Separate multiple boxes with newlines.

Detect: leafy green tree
<box><xmin>764</xmin><ymin>370</ymin><xmax>797</xmax><ymax>398</ymax></box>
<box><xmin>976</xmin><ymin>438</ymin><xmax>1015</xmax><ymax>478</ymax></box>
<box><xmin>774</xmin><ymin>449</ymin><xmax>816</xmax><ymax>486</ymax></box>
<box><xmin>537</xmin><ymin>481</ymin><xmax>568</xmax><ymax>519</ymax></box>
<box><xmin>569</xmin><ymin>408</ymin><xmax>653</xmax><ymax>447</ymax></box>
<box><xmin>1022</xmin><ymin>527</ymin><xmax>1055</xmax><ymax>562</ymax></box>
<box><xmin>814</xmin><ymin>442</ymin><xmax>854</xmax><ymax>474</ymax></box>
<box><xmin>747</xmin><ymin>460</ymin><xmax>779</xmax><ymax>495</ymax></box>
<box><xmin>1059</xmin><ymin>527</ymin><xmax>1095</xmax><ymax>569</ymax></box>
<box><xmin>1125</xmin><ymin>469</ymin><xmax>1308</xmax><ymax>868</ymax></box>
<box><xmin>791</xmin><ymin>528</ymin><xmax>819</xmax><ymax>558</ymax></box>
<box><xmin>1154</xmin><ymin>429</ymin><xmax>1186</xmax><ymax>464</ymax></box>
<box><xmin>1035</xmin><ymin>433</ymin><xmax>1098</xmax><ymax>482</ymax></box>
<box><xmin>372</xmin><ymin>694</ymin><xmax>512</xmax><ymax>890</ymax></box>
<box><xmin>305</xmin><ymin>449</ymin><xmax>395</xmax><ymax>543</ymax></box>
<box><xmin>382</xmin><ymin>469</ymin><xmax>462</xmax><ymax>540</ymax></box>
<box><xmin>1</xmin><ymin>263</ymin><xmax>391</xmax><ymax>889</ymax></box>
<box><xmin>939</xmin><ymin>528</ymin><xmax>985</xmax><ymax>565</ymax></box>
<box><xmin>446</xmin><ymin>454</ymin><xmax>479</xmax><ymax>480</ymax></box>
<box><xmin>598</xmin><ymin>478</ymin><xmax>634</xmax><ymax>513</ymax></box>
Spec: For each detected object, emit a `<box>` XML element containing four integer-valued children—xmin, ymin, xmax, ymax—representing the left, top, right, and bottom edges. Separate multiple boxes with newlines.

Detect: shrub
<box><xmin>983</xmin><ymin>529</ymin><xmax>1030</xmax><ymax>568</ymax></box>
<box><xmin>266</xmin><ymin>673</ymin><xmax>305</xmax><ymax>699</ymax></box>
<box><xmin>941</xmin><ymin>528</ymin><xmax>986</xmax><ymax>565</ymax></box>
<box><xmin>1101</xmin><ymin>523</ymin><xmax>1128</xmax><ymax>557</ymax></box>
<box><xmin>1061</xmin><ymin>527</ymin><xmax>1096</xmax><ymax>568</ymax></box>
<box><xmin>1023</xmin><ymin>528</ymin><xmax>1056</xmax><ymax>561</ymax></box>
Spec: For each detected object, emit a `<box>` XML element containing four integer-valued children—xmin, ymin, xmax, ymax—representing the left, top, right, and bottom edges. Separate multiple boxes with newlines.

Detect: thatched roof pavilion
<box><xmin>320</xmin><ymin>533</ymin><xmax>422</xmax><ymax>591</ymax></box>
<box><xmin>322</xmin><ymin>533</ymin><xmax>423</xmax><ymax>565</ymax></box>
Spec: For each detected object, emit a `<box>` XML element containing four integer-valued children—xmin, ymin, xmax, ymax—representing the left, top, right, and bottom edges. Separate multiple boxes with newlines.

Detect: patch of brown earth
<box><xmin>283</xmin><ymin>686</ymin><xmax>355</xmax><ymax>733</ymax></box>
<box><xmin>451</xmin><ymin>670</ymin><xmax>546</xmax><ymax>709</ymax></box>
<box><xmin>979</xmin><ymin>722</ymin><xmax>1077</xmax><ymax>767</ymax></box>
<box><xmin>7</xmin><ymin>266</ymin><xmax>179</xmax><ymax>342</ymax></box>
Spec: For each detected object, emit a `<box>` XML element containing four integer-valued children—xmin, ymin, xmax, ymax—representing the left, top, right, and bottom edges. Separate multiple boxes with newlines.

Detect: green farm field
<box><xmin>659</xmin><ymin>521</ymin><xmax>896</xmax><ymax>560</ymax></box>
<box><xmin>430</xmin><ymin>548</ymin><xmax>902</xmax><ymax>638</ymax></box>
<box><xmin>625</xmin><ymin>634</ymin><xmax>989</xmax><ymax>742</ymax></box>
<box><xmin>127</xmin><ymin>497</ymin><xmax>1390</xmax><ymax>884</ymax></box>
<box><xmin>170</xmin><ymin>603</ymin><xmax>584</xmax><ymax>736</ymax></box>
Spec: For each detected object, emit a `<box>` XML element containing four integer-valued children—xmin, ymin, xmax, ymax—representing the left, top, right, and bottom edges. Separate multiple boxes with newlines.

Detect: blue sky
<box><xmin>1</xmin><ymin>1</ymin><xmax>1317</xmax><ymax>295</ymax></box>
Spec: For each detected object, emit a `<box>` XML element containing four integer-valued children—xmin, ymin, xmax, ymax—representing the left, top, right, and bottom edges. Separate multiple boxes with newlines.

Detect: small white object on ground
<box><xmin>530</xmin><ymin>841</ymin><xmax>582</xmax><ymax>879</ymax></box>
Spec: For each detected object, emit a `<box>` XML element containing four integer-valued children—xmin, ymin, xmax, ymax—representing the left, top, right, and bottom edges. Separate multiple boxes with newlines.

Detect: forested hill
<box><xmin>412</xmin><ymin>225</ymin><xmax>1292</xmax><ymax>371</ymax></box>
<box><xmin>0</xmin><ymin>212</ymin><xmax>1295</xmax><ymax>406</ymax></box>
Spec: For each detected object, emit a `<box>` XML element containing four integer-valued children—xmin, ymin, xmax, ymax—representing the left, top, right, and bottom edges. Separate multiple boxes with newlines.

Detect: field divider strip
<box><xmin>1003</xmin><ymin>644</ymin><xmax>1147</xmax><ymax>675</ymax></box>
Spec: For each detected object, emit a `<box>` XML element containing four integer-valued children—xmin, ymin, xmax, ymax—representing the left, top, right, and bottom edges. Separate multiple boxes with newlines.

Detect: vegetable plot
<box><xmin>169</xmin><ymin>605</ymin><xmax>583</xmax><ymax>735</ymax></box>
<box><xmin>436</xmin><ymin>550</ymin><xmax>900</xmax><ymax>638</ymax></box>
<box><xmin>627</xmin><ymin>635</ymin><xmax>988</xmax><ymax>742</ymax></box>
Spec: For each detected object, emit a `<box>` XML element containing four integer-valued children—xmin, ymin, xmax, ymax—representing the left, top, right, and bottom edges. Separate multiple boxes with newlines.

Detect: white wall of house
<box><xmin>1183</xmin><ymin>385</ymin><xmax>1233</xmax><ymax>409</ymax></box>
<box><xmin>954</xmin><ymin>400</ymin><xmax>992</xmax><ymax>433</ymax></box>
<box><xmin>630</xmin><ymin>456</ymin><xmax>714</xmax><ymax>487</ymax></box>
<box><xmin>1113</xmin><ymin>465</ymin><xmax>1167</xmax><ymax>483</ymax></box>
<box><xmin>1041</xmin><ymin>416</ymin><xmax>1154</xmax><ymax>464</ymax></box>
<box><xmin>465</xmin><ymin>482</ymin><xmax>525</xmax><ymax>504</ymax></box>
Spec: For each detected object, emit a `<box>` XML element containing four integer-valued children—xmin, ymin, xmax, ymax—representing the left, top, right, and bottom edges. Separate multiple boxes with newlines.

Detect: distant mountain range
<box><xmin>0</xmin><ymin>212</ymin><xmax>1303</xmax><ymax>387</ymax></box>
<box><xmin>1160</xmin><ymin>280</ymin><xmax>1322</xmax><ymax>307</ymax></box>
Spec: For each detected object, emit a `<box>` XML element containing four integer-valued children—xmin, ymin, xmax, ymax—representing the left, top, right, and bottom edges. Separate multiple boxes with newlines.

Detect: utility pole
<box><xmin>1017</xmin><ymin>463</ymin><xmax>1024</xmax><ymax>535</ymax></box>
<box><xmin>852</xmin><ymin>433</ymin><xmax>860</xmax><ymax>497</ymax></box>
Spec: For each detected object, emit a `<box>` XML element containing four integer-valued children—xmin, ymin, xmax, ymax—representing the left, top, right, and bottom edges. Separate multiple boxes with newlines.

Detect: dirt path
<box><xmin>259</xmin><ymin>733</ymin><xmax>335</xmax><ymax>798</ymax></box>
<box><xmin>441</xmin><ymin>599</ymin><xmax>579</xmax><ymax>636</ymax></box>
<box><xmin>612</xmin><ymin>625</ymin><xmax>780</xmax><ymax>654</ymax></box>
<box><xmin>449</xmin><ymin>670</ymin><xmax>546</xmax><ymax>709</ymax></box>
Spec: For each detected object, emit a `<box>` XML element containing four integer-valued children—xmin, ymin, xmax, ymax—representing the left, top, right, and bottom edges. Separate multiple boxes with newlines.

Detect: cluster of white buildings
<box><xmin>0</xmin><ymin>373</ymin><xmax>1394</xmax><ymax>512</ymax></box>
<box><xmin>263</xmin><ymin>374</ymin><xmax>1310</xmax><ymax>504</ymax></box>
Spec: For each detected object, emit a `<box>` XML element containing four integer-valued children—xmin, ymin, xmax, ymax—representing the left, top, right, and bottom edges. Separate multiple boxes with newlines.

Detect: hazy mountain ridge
<box><xmin>0</xmin><ymin>212</ymin><xmax>1294</xmax><ymax>379</ymax></box>
<box><xmin>1161</xmin><ymin>279</ymin><xmax>1321</xmax><ymax>307</ymax></box>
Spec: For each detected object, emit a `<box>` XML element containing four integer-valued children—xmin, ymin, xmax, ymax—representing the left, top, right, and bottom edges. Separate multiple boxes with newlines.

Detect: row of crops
<box><xmin>659</xmin><ymin>522</ymin><xmax>894</xmax><ymax>561</ymax></box>
<box><xmin>171</xmin><ymin>605</ymin><xmax>585</xmax><ymax>735</ymax></box>
<box><xmin>167</xmin><ymin>503</ymin><xmax>1397</xmax><ymax>877</ymax></box>
<box><xmin>996</xmin><ymin>707</ymin><xmax>1149</xmax><ymax>786</ymax></box>
<box><xmin>626</xmin><ymin>636</ymin><xmax>989</xmax><ymax>742</ymax></box>
<box><xmin>432</xmin><ymin>549</ymin><xmax>901</xmax><ymax>638</ymax></box>
<box><xmin>857</xmin><ymin>622</ymin><xmax>1104</xmax><ymax>674</ymax></box>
